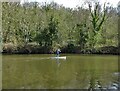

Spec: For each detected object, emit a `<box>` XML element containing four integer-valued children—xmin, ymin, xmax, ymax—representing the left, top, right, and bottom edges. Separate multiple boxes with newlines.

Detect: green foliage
<box><xmin>88</xmin><ymin>3</ymin><xmax>107</xmax><ymax>48</ymax></box>
<box><xmin>35</xmin><ymin>15</ymin><xmax>59</xmax><ymax>47</ymax></box>
<box><xmin>2</xmin><ymin>2</ymin><xmax>118</xmax><ymax>52</ymax></box>
<box><xmin>75</xmin><ymin>23</ymin><xmax>89</xmax><ymax>49</ymax></box>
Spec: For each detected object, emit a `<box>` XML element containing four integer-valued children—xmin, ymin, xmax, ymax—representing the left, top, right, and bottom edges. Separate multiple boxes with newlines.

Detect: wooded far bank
<box><xmin>2</xmin><ymin>1</ymin><xmax>120</xmax><ymax>55</ymax></box>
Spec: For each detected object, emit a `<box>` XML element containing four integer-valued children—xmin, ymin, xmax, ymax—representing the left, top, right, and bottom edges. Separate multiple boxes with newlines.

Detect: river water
<box><xmin>2</xmin><ymin>54</ymin><xmax>119</xmax><ymax>89</ymax></box>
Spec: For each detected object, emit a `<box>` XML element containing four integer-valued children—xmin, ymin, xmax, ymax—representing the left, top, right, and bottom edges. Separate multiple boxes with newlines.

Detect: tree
<box><xmin>2</xmin><ymin>1</ymin><xmax>118</xmax><ymax>53</ymax></box>
<box><xmin>35</xmin><ymin>15</ymin><xmax>59</xmax><ymax>47</ymax></box>
<box><xmin>117</xmin><ymin>1</ymin><xmax>120</xmax><ymax>54</ymax></box>
<box><xmin>75</xmin><ymin>23</ymin><xmax>89</xmax><ymax>49</ymax></box>
<box><xmin>88</xmin><ymin>2</ymin><xmax>107</xmax><ymax>48</ymax></box>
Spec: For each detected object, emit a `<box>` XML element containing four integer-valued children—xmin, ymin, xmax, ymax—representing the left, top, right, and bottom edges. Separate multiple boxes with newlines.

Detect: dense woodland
<box><xmin>2</xmin><ymin>1</ymin><xmax>119</xmax><ymax>54</ymax></box>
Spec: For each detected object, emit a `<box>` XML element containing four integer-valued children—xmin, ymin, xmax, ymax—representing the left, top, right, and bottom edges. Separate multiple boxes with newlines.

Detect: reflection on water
<box><xmin>88</xmin><ymin>79</ymin><xmax>119</xmax><ymax>91</ymax></box>
<box><xmin>55</xmin><ymin>58</ymin><xmax>66</xmax><ymax>67</ymax></box>
<box><xmin>2</xmin><ymin>54</ymin><xmax>119</xmax><ymax>89</ymax></box>
<box><xmin>88</xmin><ymin>71</ymin><xmax>120</xmax><ymax>90</ymax></box>
<box><xmin>56</xmin><ymin>59</ymin><xmax>61</xmax><ymax>67</ymax></box>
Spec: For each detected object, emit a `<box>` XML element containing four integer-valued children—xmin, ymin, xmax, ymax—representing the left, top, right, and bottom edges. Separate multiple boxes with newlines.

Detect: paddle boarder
<box><xmin>56</xmin><ymin>49</ymin><xmax>61</xmax><ymax>57</ymax></box>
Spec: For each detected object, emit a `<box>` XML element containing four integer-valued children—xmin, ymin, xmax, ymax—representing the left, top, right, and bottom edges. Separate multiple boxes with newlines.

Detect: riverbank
<box><xmin>2</xmin><ymin>43</ymin><xmax>119</xmax><ymax>55</ymax></box>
